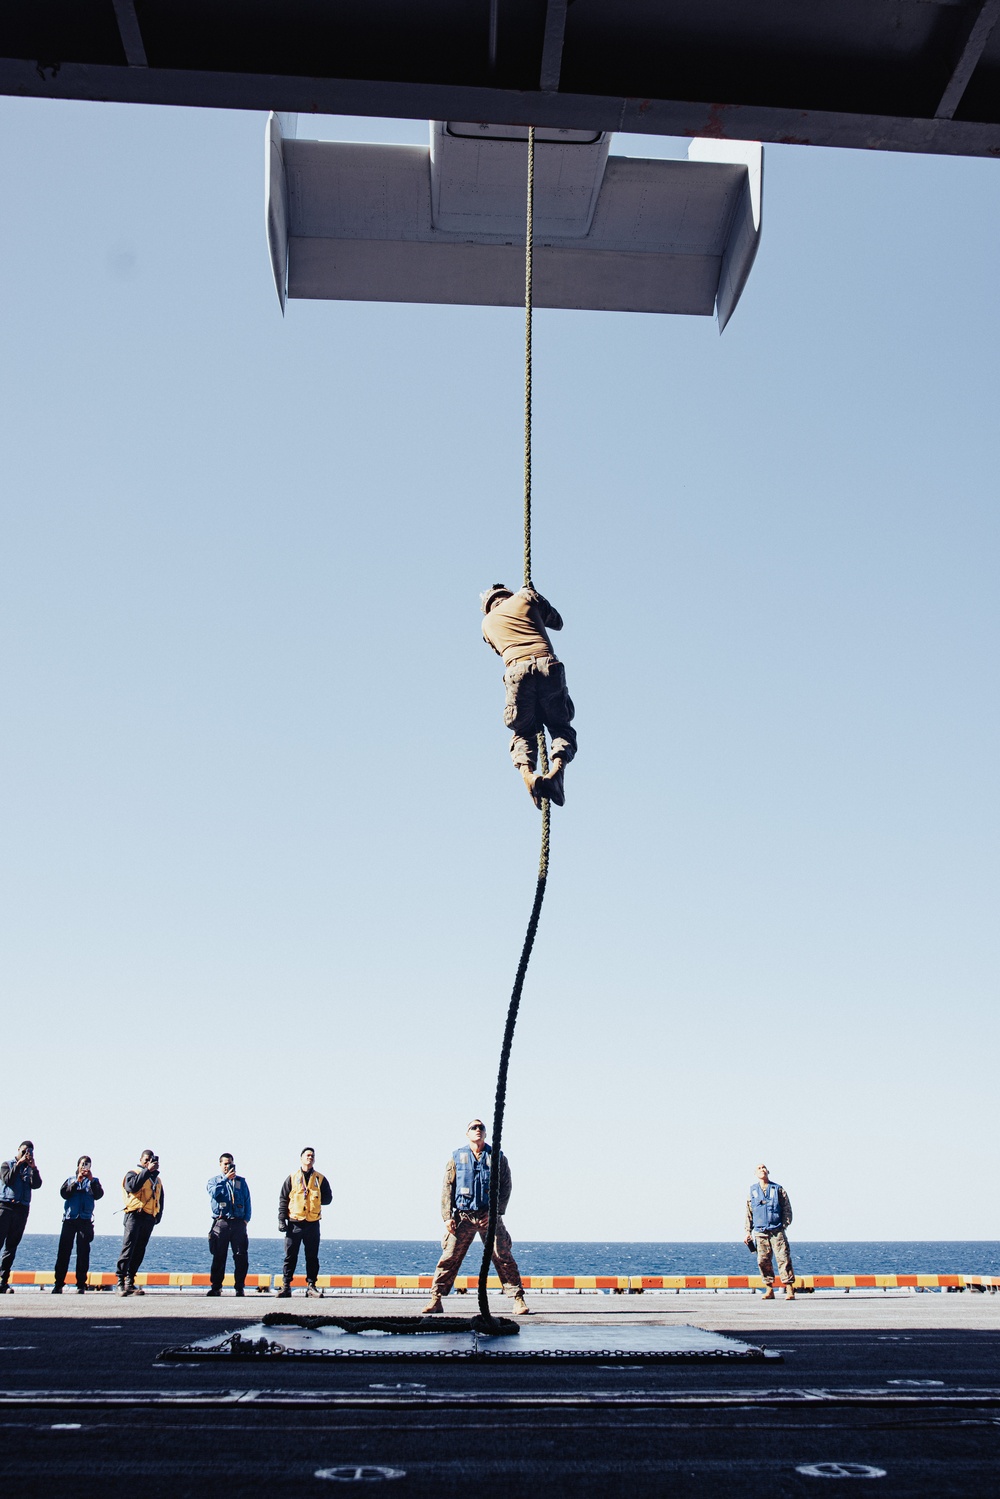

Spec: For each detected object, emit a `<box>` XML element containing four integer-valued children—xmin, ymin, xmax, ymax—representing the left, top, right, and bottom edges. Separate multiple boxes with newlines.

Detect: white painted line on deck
<box><xmin>315</xmin><ymin>1467</ymin><xmax>407</xmax><ymax>1482</ymax></box>
<box><xmin>796</xmin><ymin>1464</ymin><xmax>886</xmax><ymax>1479</ymax></box>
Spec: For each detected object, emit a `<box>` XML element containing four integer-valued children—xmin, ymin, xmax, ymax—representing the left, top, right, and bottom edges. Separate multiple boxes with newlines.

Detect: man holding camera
<box><xmin>117</xmin><ymin>1150</ymin><xmax>164</xmax><ymax>1296</ymax></box>
<box><xmin>0</xmin><ymin>1141</ymin><xmax>42</xmax><ymax>1293</ymax></box>
<box><xmin>206</xmin><ymin>1153</ymin><xmax>252</xmax><ymax>1297</ymax></box>
<box><xmin>53</xmin><ymin>1155</ymin><xmax>104</xmax><ymax>1294</ymax></box>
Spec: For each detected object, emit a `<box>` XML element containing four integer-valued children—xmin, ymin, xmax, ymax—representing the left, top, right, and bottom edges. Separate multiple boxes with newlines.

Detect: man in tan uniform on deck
<box><xmin>481</xmin><ymin>584</ymin><xmax>577</xmax><ymax>807</ymax></box>
<box><xmin>421</xmin><ymin>1119</ymin><xmax>530</xmax><ymax>1316</ymax></box>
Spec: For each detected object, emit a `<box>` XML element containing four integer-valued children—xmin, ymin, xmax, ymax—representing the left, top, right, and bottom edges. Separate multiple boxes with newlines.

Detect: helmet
<box><xmin>481</xmin><ymin>583</ymin><xmax>513</xmax><ymax>614</ymax></box>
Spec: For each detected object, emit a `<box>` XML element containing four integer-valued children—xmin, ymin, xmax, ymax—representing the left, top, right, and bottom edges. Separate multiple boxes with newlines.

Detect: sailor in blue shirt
<box><xmin>206</xmin><ymin>1153</ymin><xmax>252</xmax><ymax>1296</ymax></box>
<box><xmin>52</xmin><ymin>1155</ymin><xmax>104</xmax><ymax>1293</ymax></box>
<box><xmin>0</xmin><ymin>1141</ymin><xmax>42</xmax><ymax>1292</ymax></box>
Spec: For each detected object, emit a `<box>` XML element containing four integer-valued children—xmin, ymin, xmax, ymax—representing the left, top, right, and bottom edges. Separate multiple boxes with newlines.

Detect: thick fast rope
<box><xmin>476</xmin><ymin>126</ymin><xmax>552</xmax><ymax>1333</ymax></box>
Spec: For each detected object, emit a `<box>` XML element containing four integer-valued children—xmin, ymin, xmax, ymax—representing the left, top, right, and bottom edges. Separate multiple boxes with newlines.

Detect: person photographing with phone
<box><xmin>52</xmin><ymin>1155</ymin><xmax>104</xmax><ymax>1294</ymax></box>
<box><xmin>117</xmin><ymin>1149</ymin><xmax>164</xmax><ymax>1296</ymax></box>
<box><xmin>0</xmin><ymin>1141</ymin><xmax>42</xmax><ymax>1293</ymax></box>
<box><xmin>206</xmin><ymin>1153</ymin><xmax>252</xmax><ymax>1297</ymax></box>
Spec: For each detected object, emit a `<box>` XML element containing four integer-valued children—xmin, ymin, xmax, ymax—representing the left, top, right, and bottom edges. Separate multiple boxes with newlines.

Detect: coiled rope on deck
<box><xmin>475</xmin><ymin>126</ymin><xmax>551</xmax><ymax>1334</ymax></box>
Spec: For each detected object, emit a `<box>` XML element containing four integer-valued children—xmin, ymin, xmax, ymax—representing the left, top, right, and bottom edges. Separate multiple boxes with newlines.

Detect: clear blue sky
<box><xmin>2</xmin><ymin>98</ymin><xmax>997</xmax><ymax>1243</ymax></box>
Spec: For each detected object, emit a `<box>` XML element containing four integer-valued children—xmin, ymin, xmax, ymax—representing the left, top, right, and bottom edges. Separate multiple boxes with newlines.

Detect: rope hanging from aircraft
<box><xmin>474</xmin><ymin>126</ymin><xmax>552</xmax><ymax>1336</ymax></box>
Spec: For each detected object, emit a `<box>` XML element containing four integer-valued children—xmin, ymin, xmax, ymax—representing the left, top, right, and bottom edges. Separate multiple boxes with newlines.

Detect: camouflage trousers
<box><xmin>755</xmin><ymin>1229</ymin><xmax>795</xmax><ymax>1286</ymax></box>
<box><xmin>430</xmin><ymin>1212</ymin><xmax>524</xmax><ymax>1298</ymax></box>
<box><xmin>503</xmin><ymin>657</ymin><xmax>577</xmax><ymax>772</ymax></box>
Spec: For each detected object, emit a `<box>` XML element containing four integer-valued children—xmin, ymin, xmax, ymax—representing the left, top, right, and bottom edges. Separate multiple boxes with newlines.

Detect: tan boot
<box><xmin>535</xmin><ymin>760</ymin><xmax>565</xmax><ymax>807</ymax></box>
<box><xmin>511</xmin><ymin>1292</ymin><xmax>531</xmax><ymax>1315</ymax></box>
<box><xmin>784</xmin><ymin>1284</ymin><xmax>795</xmax><ymax>1300</ymax></box>
<box><xmin>761</xmin><ymin>1287</ymin><xmax>775</xmax><ymax>1300</ymax></box>
<box><xmin>421</xmin><ymin>1294</ymin><xmax>444</xmax><ymax>1314</ymax></box>
<box><xmin>519</xmin><ymin>765</ymin><xmax>543</xmax><ymax>809</ymax></box>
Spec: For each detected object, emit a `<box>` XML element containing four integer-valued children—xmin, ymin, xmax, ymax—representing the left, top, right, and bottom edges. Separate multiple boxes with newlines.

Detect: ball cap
<box><xmin>481</xmin><ymin>584</ymin><xmax>513</xmax><ymax>614</ymax></box>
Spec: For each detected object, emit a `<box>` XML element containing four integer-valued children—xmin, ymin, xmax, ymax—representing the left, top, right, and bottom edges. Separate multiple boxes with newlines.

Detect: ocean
<box><xmin>11</xmin><ymin>1237</ymin><xmax>1000</xmax><ymax>1277</ymax></box>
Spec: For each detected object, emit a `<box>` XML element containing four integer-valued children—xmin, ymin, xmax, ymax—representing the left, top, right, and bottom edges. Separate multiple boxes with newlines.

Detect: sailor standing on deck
<box><xmin>117</xmin><ymin>1150</ymin><xmax>164</xmax><ymax>1296</ymax></box>
<box><xmin>206</xmin><ymin>1153</ymin><xmax>252</xmax><ymax>1297</ymax></box>
<box><xmin>52</xmin><ymin>1155</ymin><xmax>104</xmax><ymax>1294</ymax></box>
<box><xmin>744</xmin><ymin>1163</ymin><xmax>795</xmax><ymax>1300</ymax></box>
<box><xmin>0</xmin><ymin>1142</ymin><xmax>42</xmax><ymax>1293</ymax></box>
<box><xmin>276</xmin><ymin>1148</ymin><xmax>331</xmax><ymax>1298</ymax></box>
<box><xmin>421</xmin><ymin>1120</ymin><xmax>530</xmax><ymax>1316</ymax></box>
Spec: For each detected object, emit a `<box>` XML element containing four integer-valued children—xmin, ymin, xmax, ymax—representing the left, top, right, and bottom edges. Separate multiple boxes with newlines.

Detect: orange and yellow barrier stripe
<box><xmin>6</xmin><ymin>1270</ymin><xmax>999</xmax><ymax>1292</ymax></box>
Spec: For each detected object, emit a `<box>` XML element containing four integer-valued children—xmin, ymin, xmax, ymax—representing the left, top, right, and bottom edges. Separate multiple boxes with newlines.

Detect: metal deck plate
<box><xmin>160</xmin><ymin>1320</ymin><xmax>771</xmax><ymax>1362</ymax></box>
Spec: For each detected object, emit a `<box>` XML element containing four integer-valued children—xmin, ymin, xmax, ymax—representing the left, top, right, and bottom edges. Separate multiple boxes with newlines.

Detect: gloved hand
<box><xmin>279</xmin><ymin>1220</ymin><xmax>289</xmax><ymax>1234</ymax></box>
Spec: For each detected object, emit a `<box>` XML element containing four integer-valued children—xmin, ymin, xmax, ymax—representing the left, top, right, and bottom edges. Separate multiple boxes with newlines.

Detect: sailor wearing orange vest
<box><xmin>116</xmin><ymin>1149</ymin><xmax>164</xmax><ymax>1296</ymax></box>
<box><xmin>276</xmin><ymin>1147</ymin><xmax>332</xmax><ymax>1298</ymax></box>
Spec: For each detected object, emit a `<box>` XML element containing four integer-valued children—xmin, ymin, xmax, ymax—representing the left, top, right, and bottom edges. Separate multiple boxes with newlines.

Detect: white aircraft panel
<box><xmin>265</xmin><ymin>117</ymin><xmax>764</xmax><ymax>324</ymax></box>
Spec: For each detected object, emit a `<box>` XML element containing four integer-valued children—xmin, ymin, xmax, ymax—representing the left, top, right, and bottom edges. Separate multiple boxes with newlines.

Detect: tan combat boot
<box><xmin>511</xmin><ymin>1292</ymin><xmax>531</xmax><ymax>1315</ymax></box>
<box><xmin>761</xmin><ymin>1287</ymin><xmax>775</xmax><ymax>1300</ymax></box>
<box><xmin>519</xmin><ymin>766</ymin><xmax>543</xmax><ymax>808</ymax></box>
<box><xmin>535</xmin><ymin>760</ymin><xmax>565</xmax><ymax>807</ymax></box>
<box><xmin>784</xmin><ymin>1284</ymin><xmax>795</xmax><ymax>1300</ymax></box>
<box><xmin>421</xmin><ymin>1294</ymin><xmax>444</xmax><ymax>1314</ymax></box>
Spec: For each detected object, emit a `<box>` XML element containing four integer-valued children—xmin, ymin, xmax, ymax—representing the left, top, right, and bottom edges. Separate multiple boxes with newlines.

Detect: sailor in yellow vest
<box><xmin>276</xmin><ymin>1147</ymin><xmax>332</xmax><ymax>1298</ymax></box>
<box><xmin>116</xmin><ymin>1149</ymin><xmax>163</xmax><ymax>1296</ymax></box>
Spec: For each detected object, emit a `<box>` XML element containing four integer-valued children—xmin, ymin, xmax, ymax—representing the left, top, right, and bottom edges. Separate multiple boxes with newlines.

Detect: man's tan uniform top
<box><xmin>482</xmin><ymin>588</ymin><xmax>563</xmax><ymax>665</ymax></box>
<box><xmin>482</xmin><ymin>588</ymin><xmax>576</xmax><ymax>775</ymax></box>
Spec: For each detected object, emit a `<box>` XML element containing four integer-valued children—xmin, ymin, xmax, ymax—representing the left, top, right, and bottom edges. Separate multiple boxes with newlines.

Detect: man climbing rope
<box><xmin>422</xmin><ymin>1119</ymin><xmax>530</xmax><ymax>1316</ymax></box>
<box><xmin>481</xmin><ymin>584</ymin><xmax>576</xmax><ymax>808</ymax></box>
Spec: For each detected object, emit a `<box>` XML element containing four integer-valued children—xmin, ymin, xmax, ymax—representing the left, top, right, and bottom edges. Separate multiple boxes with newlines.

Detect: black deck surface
<box><xmin>1</xmin><ymin>1317</ymin><xmax>999</xmax><ymax>1495</ymax></box>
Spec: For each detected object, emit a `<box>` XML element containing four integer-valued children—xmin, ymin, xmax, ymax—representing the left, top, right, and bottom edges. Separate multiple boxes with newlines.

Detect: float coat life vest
<box><xmin>0</xmin><ymin>1162</ymin><xmax>35</xmax><ymax>1208</ymax></box>
<box><xmin>288</xmin><ymin>1170</ymin><xmax>326</xmax><ymax>1222</ymax></box>
<box><xmin>122</xmin><ymin>1175</ymin><xmax>163</xmax><ymax>1217</ymax></box>
<box><xmin>749</xmin><ymin>1181</ymin><xmax>784</xmax><ymax>1232</ymax></box>
<box><xmin>453</xmin><ymin>1144</ymin><xmax>492</xmax><ymax>1214</ymax></box>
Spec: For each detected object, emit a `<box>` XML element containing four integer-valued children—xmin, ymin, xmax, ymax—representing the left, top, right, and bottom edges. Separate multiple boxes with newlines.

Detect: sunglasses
<box><xmin>468</xmin><ymin>1125</ymin><xmax>485</xmax><ymax>1131</ymax></box>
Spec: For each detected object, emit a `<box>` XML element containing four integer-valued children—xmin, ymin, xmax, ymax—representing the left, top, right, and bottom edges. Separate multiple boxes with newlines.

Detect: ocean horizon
<box><xmin>10</xmin><ymin>1237</ymin><xmax>1000</xmax><ymax>1277</ymax></box>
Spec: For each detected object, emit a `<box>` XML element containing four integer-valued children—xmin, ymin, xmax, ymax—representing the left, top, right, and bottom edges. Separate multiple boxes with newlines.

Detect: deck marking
<box><xmin>315</xmin><ymin>1467</ymin><xmax>406</xmax><ymax>1482</ymax></box>
<box><xmin>796</xmin><ymin>1464</ymin><xmax>886</xmax><ymax>1479</ymax></box>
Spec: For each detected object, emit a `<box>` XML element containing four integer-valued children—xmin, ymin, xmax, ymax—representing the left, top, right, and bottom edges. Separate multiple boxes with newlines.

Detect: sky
<box><xmin>1</xmin><ymin>97</ymin><xmax>998</xmax><ymax>1245</ymax></box>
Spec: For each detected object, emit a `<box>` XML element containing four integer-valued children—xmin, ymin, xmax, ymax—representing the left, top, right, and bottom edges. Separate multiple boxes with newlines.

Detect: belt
<box><xmin>504</xmin><ymin>654</ymin><xmax>559</xmax><ymax>669</ymax></box>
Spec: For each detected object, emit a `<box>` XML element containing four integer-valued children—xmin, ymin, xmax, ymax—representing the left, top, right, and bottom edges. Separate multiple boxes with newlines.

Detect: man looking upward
<box><xmin>744</xmin><ymin>1163</ymin><xmax>795</xmax><ymax>1300</ymax></box>
<box><xmin>422</xmin><ymin>1119</ymin><xmax>529</xmax><ymax>1316</ymax></box>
